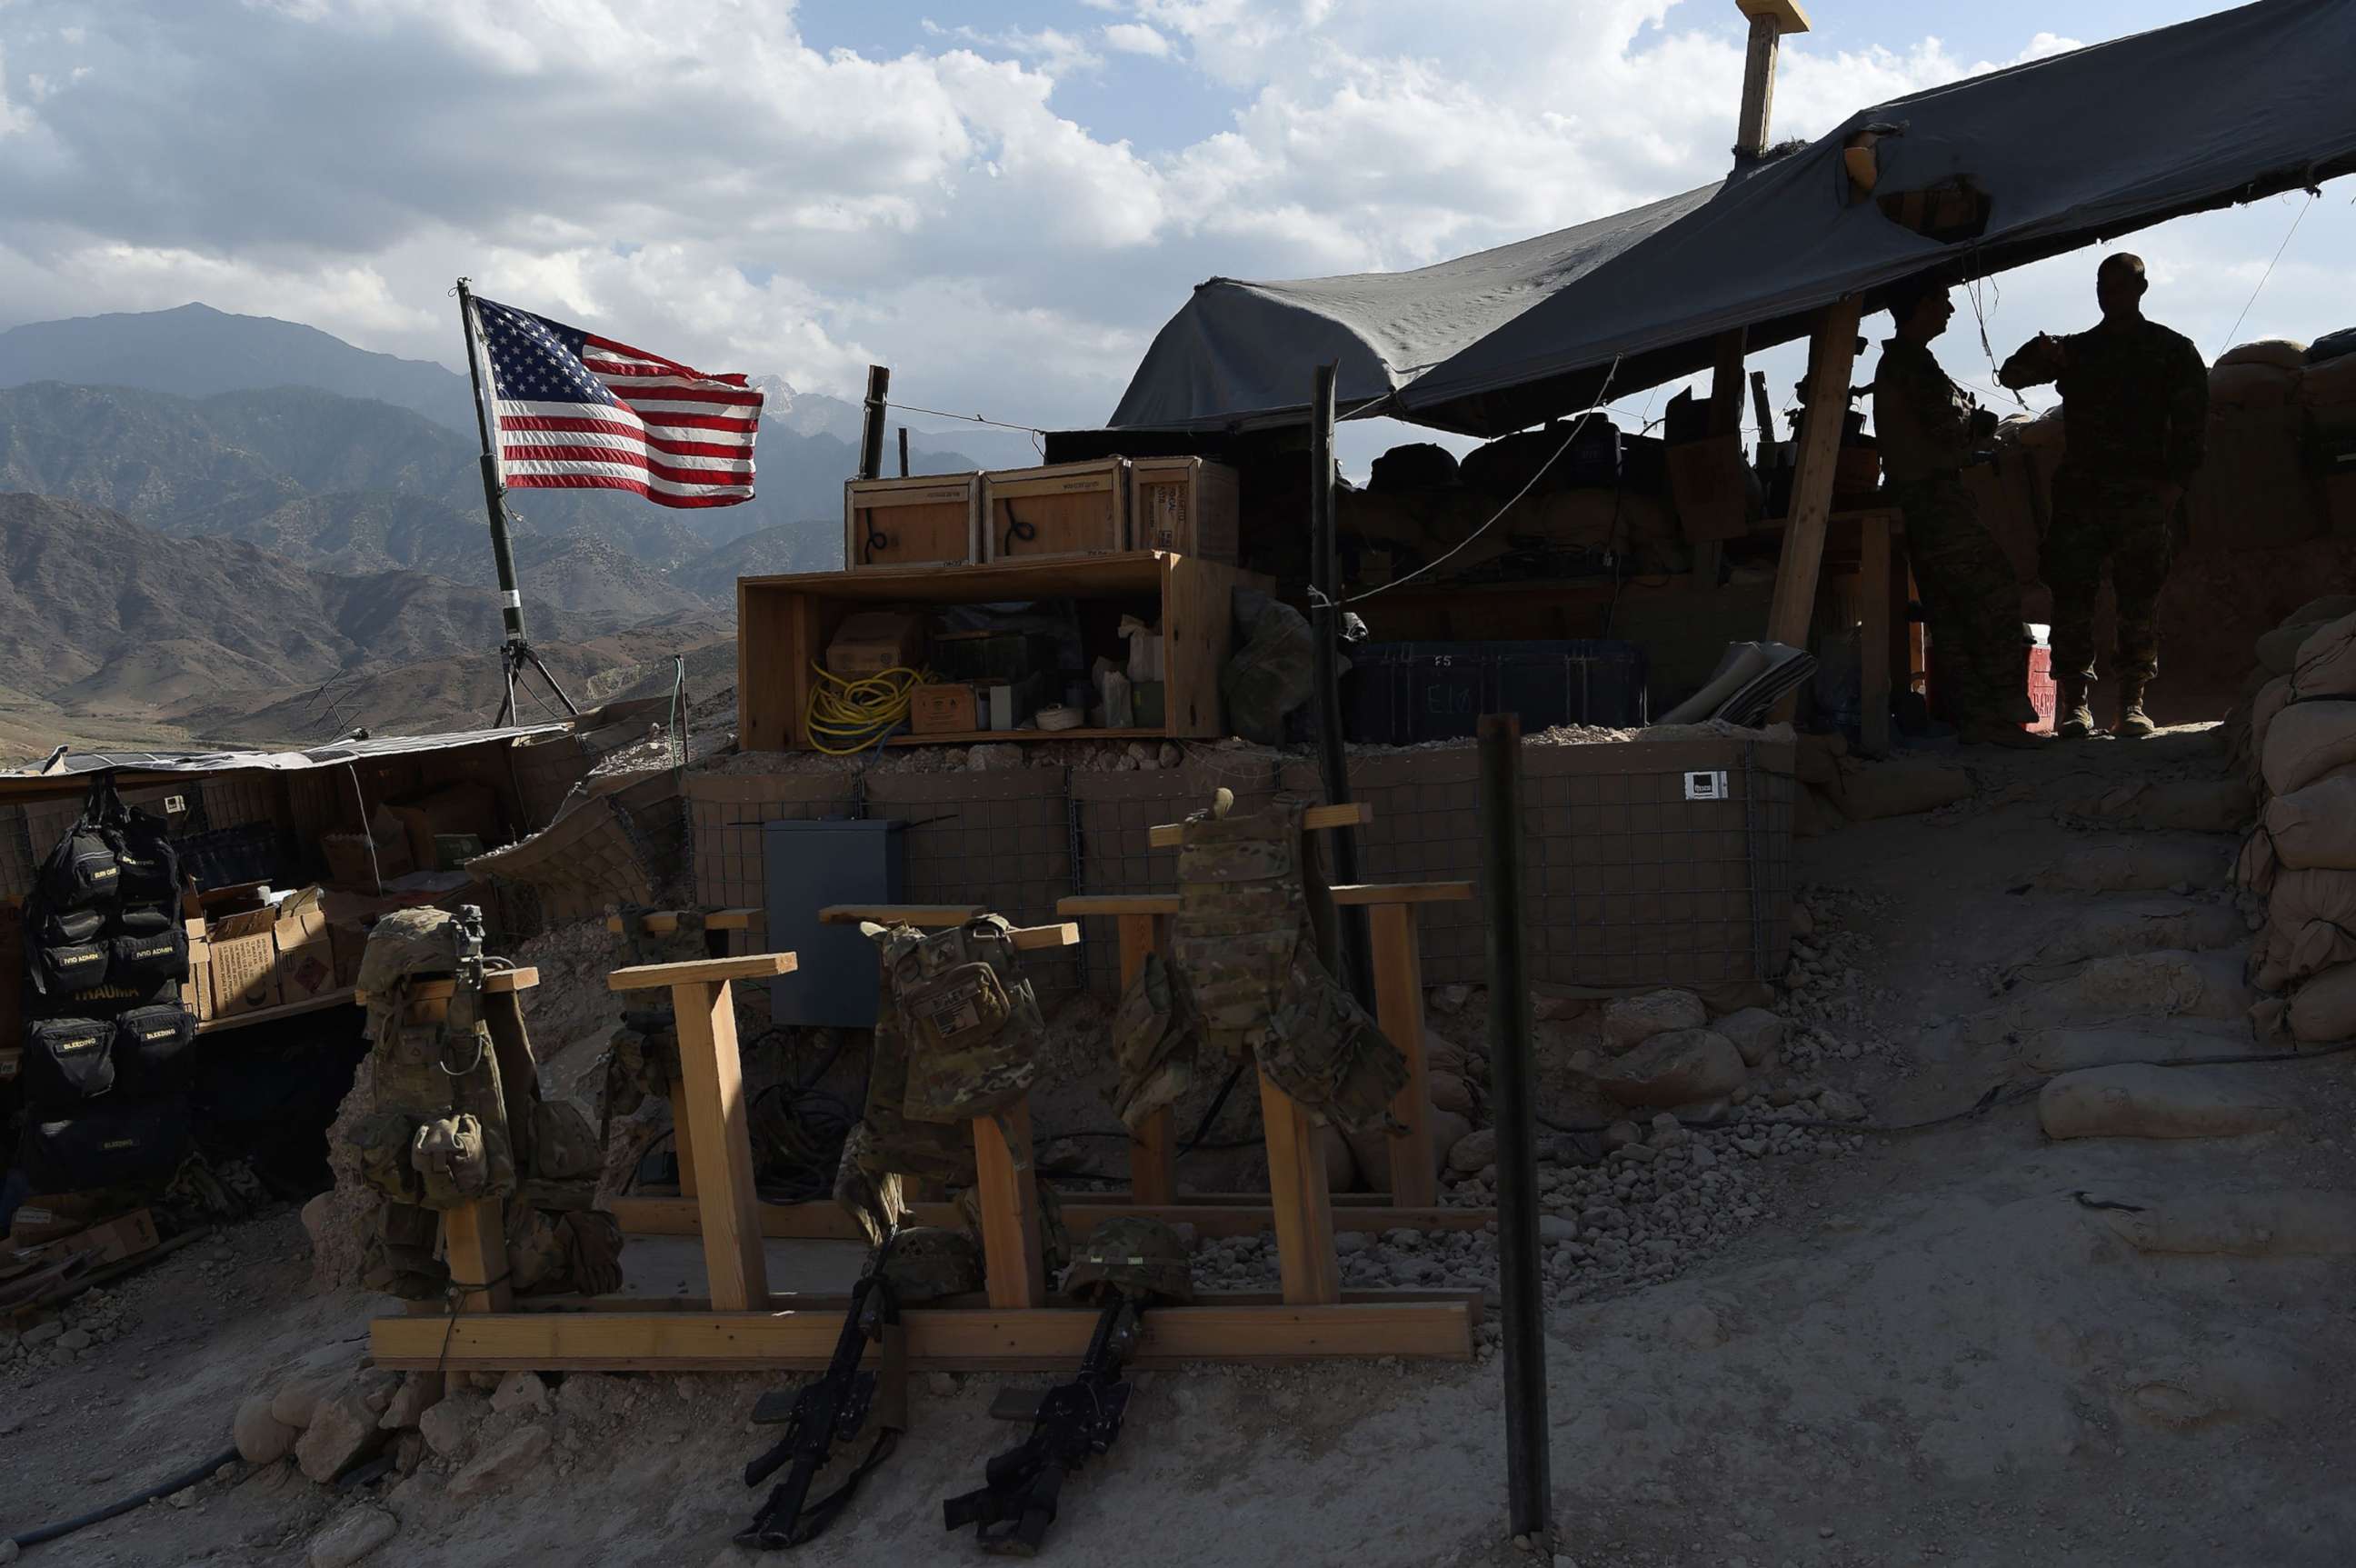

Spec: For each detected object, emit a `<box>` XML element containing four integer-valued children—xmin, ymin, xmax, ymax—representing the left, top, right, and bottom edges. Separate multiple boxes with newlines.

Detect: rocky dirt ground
<box><xmin>5</xmin><ymin>723</ymin><xmax>2353</xmax><ymax>1567</ymax></box>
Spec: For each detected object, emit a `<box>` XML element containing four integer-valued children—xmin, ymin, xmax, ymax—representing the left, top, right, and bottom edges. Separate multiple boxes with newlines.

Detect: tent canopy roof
<box><xmin>1107</xmin><ymin>0</ymin><xmax>2356</xmax><ymax>439</ymax></box>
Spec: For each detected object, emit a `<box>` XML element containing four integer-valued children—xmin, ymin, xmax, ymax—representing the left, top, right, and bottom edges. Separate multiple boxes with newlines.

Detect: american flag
<box><xmin>473</xmin><ymin>296</ymin><xmax>761</xmax><ymax>508</ymax></box>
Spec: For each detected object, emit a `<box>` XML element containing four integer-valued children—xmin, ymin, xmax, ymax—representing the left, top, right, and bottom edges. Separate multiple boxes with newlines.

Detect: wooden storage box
<box><xmin>845</xmin><ymin>474</ymin><xmax>982</xmax><ymax>570</ymax></box>
<box><xmin>1130</xmin><ymin>457</ymin><xmax>1240</xmax><ymax>562</ymax></box>
<box><xmin>738</xmin><ymin>553</ymin><xmax>1267</xmax><ymax>750</ymax></box>
<box><xmin>983</xmin><ymin>460</ymin><xmax>1131</xmax><ymax>562</ymax></box>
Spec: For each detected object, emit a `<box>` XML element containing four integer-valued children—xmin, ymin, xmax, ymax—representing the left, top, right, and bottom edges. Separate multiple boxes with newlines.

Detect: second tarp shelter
<box><xmin>1106</xmin><ymin>0</ymin><xmax>2356</xmax><ymax>440</ymax></box>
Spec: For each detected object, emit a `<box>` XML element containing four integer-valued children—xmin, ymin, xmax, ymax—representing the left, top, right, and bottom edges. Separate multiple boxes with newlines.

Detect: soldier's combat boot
<box><xmin>2055</xmin><ymin>677</ymin><xmax>2098</xmax><ymax>740</ymax></box>
<box><xmin>2115</xmin><ymin>678</ymin><xmax>2157</xmax><ymax>739</ymax></box>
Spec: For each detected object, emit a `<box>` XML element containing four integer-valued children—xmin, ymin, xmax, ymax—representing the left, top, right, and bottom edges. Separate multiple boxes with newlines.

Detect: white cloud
<box><xmin>0</xmin><ymin>0</ymin><xmax>2342</xmax><ymax>451</ymax></box>
<box><xmin>1102</xmin><ymin>22</ymin><xmax>1171</xmax><ymax>58</ymax></box>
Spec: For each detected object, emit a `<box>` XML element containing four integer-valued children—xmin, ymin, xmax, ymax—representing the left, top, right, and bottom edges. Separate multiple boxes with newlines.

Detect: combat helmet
<box><xmin>875</xmin><ymin>1225</ymin><xmax>983</xmax><ymax>1303</ymax></box>
<box><xmin>1063</xmin><ymin>1216</ymin><xmax>1194</xmax><ymax>1306</ymax></box>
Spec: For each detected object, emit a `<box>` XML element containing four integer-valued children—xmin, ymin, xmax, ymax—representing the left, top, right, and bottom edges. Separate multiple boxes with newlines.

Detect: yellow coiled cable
<box><xmin>805</xmin><ymin>663</ymin><xmax>928</xmax><ymax>754</ymax></box>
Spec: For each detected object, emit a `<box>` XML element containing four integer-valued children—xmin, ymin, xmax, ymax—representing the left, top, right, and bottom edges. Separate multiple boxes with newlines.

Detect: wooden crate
<box><xmin>1131</xmin><ymin>456</ymin><xmax>1240</xmax><ymax>563</ymax></box>
<box><xmin>737</xmin><ymin>553</ymin><xmax>1265</xmax><ymax>750</ymax></box>
<box><xmin>983</xmin><ymin>460</ymin><xmax>1130</xmax><ymax>563</ymax></box>
<box><xmin>844</xmin><ymin>474</ymin><xmax>981</xmax><ymax>570</ymax></box>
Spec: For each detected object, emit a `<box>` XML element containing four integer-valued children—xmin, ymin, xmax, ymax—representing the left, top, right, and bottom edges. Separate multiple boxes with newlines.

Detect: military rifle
<box><xmin>736</xmin><ymin>1269</ymin><xmax>902</xmax><ymax>1550</ymax></box>
<box><xmin>942</xmin><ymin>1293</ymin><xmax>1144</xmax><ymax>1555</ymax></box>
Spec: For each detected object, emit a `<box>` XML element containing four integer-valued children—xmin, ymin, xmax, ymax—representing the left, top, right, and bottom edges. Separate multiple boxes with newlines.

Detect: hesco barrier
<box><xmin>690</xmin><ymin>735</ymin><xmax>1794</xmax><ymax>997</ymax></box>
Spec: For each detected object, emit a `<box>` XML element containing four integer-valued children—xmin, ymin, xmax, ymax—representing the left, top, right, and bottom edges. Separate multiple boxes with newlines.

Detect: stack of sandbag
<box><xmin>2302</xmin><ymin>332</ymin><xmax>2356</xmax><ymax>536</ymax></box>
<box><xmin>2190</xmin><ymin>340</ymin><xmax>2327</xmax><ymax>553</ymax></box>
<box><xmin>2235</xmin><ymin>606</ymin><xmax>2356</xmax><ymax>1038</ymax></box>
<box><xmin>2223</xmin><ymin>594</ymin><xmax>2356</xmax><ymax>795</ymax></box>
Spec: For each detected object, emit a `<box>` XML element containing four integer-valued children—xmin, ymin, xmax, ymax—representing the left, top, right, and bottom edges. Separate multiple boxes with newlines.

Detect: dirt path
<box><xmin>7</xmin><ymin>725</ymin><xmax>2351</xmax><ymax>1566</ymax></box>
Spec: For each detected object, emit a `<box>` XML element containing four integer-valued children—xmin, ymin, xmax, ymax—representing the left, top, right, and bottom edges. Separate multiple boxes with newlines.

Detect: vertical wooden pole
<box><xmin>1369</xmin><ymin>903</ymin><xmax>1435</xmax><ymax>1207</ymax></box>
<box><xmin>973</xmin><ymin>1103</ymin><xmax>1046</xmax><ymax>1309</ymax></box>
<box><xmin>1766</xmin><ymin>297</ymin><xmax>1865</xmax><ymax>700</ymax></box>
<box><xmin>857</xmin><ymin>365</ymin><xmax>891</xmax><ymax>483</ymax></box>
<box><xmin>1735</xmin><ymin>12</ymin><xmax>1782</xmax><ymax>158</ymax></box>
<box><xmin>671</xmin><ymin>978</ymin><xmax>768</xmax><ymax>1311</ymax></box>
<box><xmin>1118</xmin><ymin>914</ymin><xmax>1177</xmax><ymax>1205</ymax></box>
<box><xmin>667</xmin><ymin>1077</ymin><xmax>698</xmax><ymax>1199</ymax></box>
<box><xmin>1696</xmin><ymin>327</ymin><xmax>1749</xmax><ymax>591</ymax></box>
<box><xmin>442</xmin><ymin>1199</ymin><xmax>513</xmax><ymax>1313</ymax></box>
<box><xmin>897</xmin><ymin>425</ymin><xmax>910</xmax><ymax>479</ymax></box>
<box><xmin>1259</xmin><ymin>1072</ymin><xmax>1340</xmax><ymax>1305</ymax></box>
<box><xmin>1860</xmin><ymin>513</ymin><xmax>1894</xmax><ymax>754</ymax></box>
<box><xmin>1309</xmin><ymin>364</ymin><xmax>1373</xmax><ymax>1008</ymax></box>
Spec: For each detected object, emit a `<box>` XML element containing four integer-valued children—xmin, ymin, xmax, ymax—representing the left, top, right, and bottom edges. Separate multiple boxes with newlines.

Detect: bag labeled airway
<box><xmin>114</xmin><ymin>1004</ymin><xmax>196</xmax><ymax>1093</ymax></box>
<box><xmin>21</xmin><ymin>1016</ymin><xmax>116</xmax><ymax>1107</ymax></box>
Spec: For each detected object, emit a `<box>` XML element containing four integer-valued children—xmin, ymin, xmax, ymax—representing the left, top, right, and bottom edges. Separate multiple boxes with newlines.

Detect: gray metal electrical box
<box><xmin>762</xmin><ymin>818</ymin><xmax>906</xmax><ymax>1026</ymax></box>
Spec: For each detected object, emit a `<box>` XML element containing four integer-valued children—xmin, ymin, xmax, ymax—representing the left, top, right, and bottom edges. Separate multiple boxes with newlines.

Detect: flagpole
<box><xmin>454</xmin><ymin>276</ymin><xmax>578</xmax><ymax>724</ymax></box>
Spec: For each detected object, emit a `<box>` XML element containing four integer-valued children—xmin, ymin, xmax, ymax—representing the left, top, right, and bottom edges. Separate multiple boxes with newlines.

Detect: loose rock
<box><xmin>490</xmin><ymin>1371</ymin><xmax>551</xmax><ymax>1418</ymax></box>
<box><xmin>310</xmin><ymin>1506</ymin><xmax>398</xmax><ymax>1568</ymax></box>
<box><xmin>1447</xmin><ymin>1128</ymin><xmax>1499</xmax><ymax>1175</ymax></box>
<box><xmin>418</xmin><ymin>1390</ymin><xmax>491</xmax><ymax>1460</ymax></box>
<box><xmin>1602</xmin><ymin>989</ymin><xmax>1707</xmax><ymax>1051</ymax></box>
<box><xmin>1592</xmin><ymin>1030</ymin><xmax>1748</xmax><ymax>1108</ymax></box>
<box><xmin>235</xmin><ymin>1394</ymin><xmax>298</xmax><ymax>1464</ymax></box>
<box><xmin>1713</xmin><ymin>1007</ymin><xmax>1785</xmax><ymax>1067</ymax></box>
<box><xmin>295</xmin><ymin>1393</ymin><xmax>385</xmax><ymax>1484</ymax></box>
<box><xmin>447</xmin><ymin>1423</ymin><xmax>553</xmax><ymax>1500</ymax></box>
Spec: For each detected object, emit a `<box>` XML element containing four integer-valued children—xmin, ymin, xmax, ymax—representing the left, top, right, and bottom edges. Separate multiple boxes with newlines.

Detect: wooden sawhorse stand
<box><xmin>603</xmin><ymin>907</ymin><xmax>763</xmax><ymax>1203</ymax></box>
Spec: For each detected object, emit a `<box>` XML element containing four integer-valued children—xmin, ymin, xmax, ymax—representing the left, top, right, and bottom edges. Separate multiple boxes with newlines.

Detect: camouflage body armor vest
<box><xmin>1116</xmin><ymin>798</ymin><xmax>1408</xmax><ymax>1136</ymax></box>
<box><xmin>834</xmin><ymin>916</ymin><xmax>1045</xmax><ymax>1245</ymax></box>
<box><xmin>353</xmin><ymin>906</ymin><xmax>622</xmax><ymax>1300</ymax></box>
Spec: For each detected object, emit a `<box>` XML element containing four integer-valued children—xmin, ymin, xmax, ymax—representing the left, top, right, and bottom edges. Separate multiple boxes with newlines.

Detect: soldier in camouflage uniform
<box><xmin>1872</xmin><ymin>279</ymin><xmax>2044</xmax><ymax>747</ymax></box>
<box><xmin>2001</xmin><ymin>254</ymin><xmax>2210</xmax><ymax>738</ymax></box>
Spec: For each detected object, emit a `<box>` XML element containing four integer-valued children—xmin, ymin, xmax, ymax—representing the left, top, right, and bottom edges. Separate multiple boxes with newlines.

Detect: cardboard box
<box><xmin>211</xmin><ymin>930</ymin><xmax>279</xmax><ymax>1014</ymax></box>
<box><xmin>7</xmin><ymin>1193</ymin><xmax>115</xmax><ymax>1249</ymax></box>
<box><xmin>910</xmin><ymin>684</ymin><xmax>980</xmax><ymax>735</ymax></box>
<box><xmin>184</xmin><ymin>922</ymin><xmax>215</xmax><ymax>1021</ymax></box>
<box><xmin>70</xmin><ymin>1209</ymin><xmax>159</xmax><ymax>1266</ymax></box>
<box><xmin>385</xmin><ymin>785</ymin><xmax>500</xmax><ymax>871</ymax></box>
<box><xmin>275</xmin><ymin>891</ymin><xmax>336</xmax><ymax>1003</ymax></box>
<box><xmin>825</xmin><ymin>611</ymin><xmax>927</xmax><ymax>679</ymax></box>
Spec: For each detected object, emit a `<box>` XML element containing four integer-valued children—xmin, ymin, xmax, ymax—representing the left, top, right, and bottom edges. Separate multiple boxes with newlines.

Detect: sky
<box><xmin>0</xmin><ymin>0</ymin><xmax>2348</xmax><ymax>468</ymax></box>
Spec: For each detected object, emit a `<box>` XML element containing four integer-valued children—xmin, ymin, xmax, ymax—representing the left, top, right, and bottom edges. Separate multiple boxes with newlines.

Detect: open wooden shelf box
<box><xmin>737</xmin><ymin>551</ymin><xmax>1270</xmax><ymax>751</ymax></box>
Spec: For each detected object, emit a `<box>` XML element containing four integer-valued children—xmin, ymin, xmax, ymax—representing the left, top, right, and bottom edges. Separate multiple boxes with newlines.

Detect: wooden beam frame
<box><xmin>373</xmin><ymin>1298</ymin><xmax>1474</xmax><ymax>1371</ymax></box>
<box><xmin>607</xmin><ymin>954</ymin><xmax>797</xmax><ymax>991</ymax></box>
<box><xmin>1766</xmin><ymin>296</ymin><xmax>1865</xmax><ymax>715</ymax></box>
<box><xmin>607</xmin><ymin>1195</ymin><xmax>1497</xmax><ymax>1243</ymax></box>
<box><xmin>604</xmin><ymin>908</ymin><xmax>762</xmax><ymax>936</ymax></box>
<box><xmin>1147</xmin><ymin>802</ymin><xmax>1370</xmax><ymax>849</ymax></box>
<box><xmin>353</xmin><ymin>967</ymin><xmax>539</xmax><ymax>1004</ymax></box>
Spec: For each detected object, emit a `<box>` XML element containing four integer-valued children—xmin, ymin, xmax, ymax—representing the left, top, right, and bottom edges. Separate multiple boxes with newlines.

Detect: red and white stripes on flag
<box><xmin>472</xmin><ymin>295</ymin><xmax>761</xmax><ymax>509</ymax></box>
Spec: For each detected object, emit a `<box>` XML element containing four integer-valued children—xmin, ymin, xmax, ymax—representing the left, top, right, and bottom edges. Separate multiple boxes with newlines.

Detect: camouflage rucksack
<box><xmin>1118</xmin><ymin>798</ymin><xmax>1409</xmax><ymax>1136</ymax></box>
<box><xmin>354</xmin><ymin>907</ymin><xmax>515</xmax><ymax>1209</ymax></box>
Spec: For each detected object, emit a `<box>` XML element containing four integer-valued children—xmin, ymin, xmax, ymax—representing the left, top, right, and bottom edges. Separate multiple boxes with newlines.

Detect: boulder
<box><xmin>1426</xmin><ymin>1071</ymin><xmax>1475</xmax><ymax>1117</ymax></box>
<box><xmin>309</xmin><ymin>1506</ymin><xmax>397</xmax><ymax>1568</ymax></box>
<box><xmin>446</xmin><ymin>1423</ymin><xmax>552</xmax><ymax>1502</ymax></box>
<box><xmin>234</xmin><ymin>1395</ymin><xmax>298</xmax><ymax>1464</ymax></box>
<box><xmin>489</xmin><ymin>1371</ymin><xmax>550</xmax><ymax>1419</ymax></box>
<box><xmin>418</xmin><ymin>1389</ymin><xmax>491</xmax><ymax>1460</ymax></box>
<box><xmin>1446</xmin><ymin>1128</ymin><xmax>1498</xmax><ymax>1175</ymax></box>
<box><xmin>1601</xmin><ymin>990</ymin><xmax>1706</xmax><ymax>1052</ymax></box>
<box><xmin>379</xmin><ymin>1374</ymin><xmax>444</xmax><ymax>1433</ymax></box>
<box><xmin>1712</xmin><ymin>1008</ymin><xmax>1784</xmax><ymax>1067</ymax></box>
<box><xmin>295</xmin><ymin>1393</ymin><xmax>385</xmax><ymax>1484</ymax></box>
<box><xmin>2037</xmin><ymin>1065</ymin><xmax>2294</xmax><ymax>1140</ymax></box>
<box><xmin>271</xmin><ymin>1377</ymin><xmax>334</xmax><ymax>1431</ymax></box>
<box><xmin>1592</xmin><ymin>1030</ymin><xmax>1748</xmax><ymax>1108</ymax></box>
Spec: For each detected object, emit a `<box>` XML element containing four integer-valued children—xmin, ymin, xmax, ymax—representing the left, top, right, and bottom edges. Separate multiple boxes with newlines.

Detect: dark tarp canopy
<box><xmin>1105</xmin><ymin>0</ymin><xmax>2356</xmax><ymax>440</ymax></box>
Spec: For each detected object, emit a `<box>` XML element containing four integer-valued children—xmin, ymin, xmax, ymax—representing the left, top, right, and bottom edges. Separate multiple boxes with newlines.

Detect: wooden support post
<box><xmin>667</xmin><ymin>1076</ymin><xmax>698</xmax><ymax>1199</ymax></box>
<box><xmin>1368</xmin><ymin>904</ymin><xmax>1435</xmax><ymax>1208</ymax></box>
<box><xmin>973</xmin><ymin>1102</ymin><xmax>1046</xmax><ymax>1309</ymax></box>
<box><xmin>443</xmin><ymin>1199</ymin><xmax>513</xmax><ymax>1313</ymax></box>
<box><xmin>1117</xmin><ymin>913</ymin><xmax>1177</xmax><ymax>1205</ymax></box>
<box><xmin>1696</xmin><ymin>326</ymin><xmax>1749</xmax><ymax>591</ymax></box>
<box><xmin>1860</xmin><ymin>511</ymin><xmax>1894</xmax><ymax>754</ymax></box>
<box><xmin>672</xmin><ymin>979</ymin><xmax>768</xmax><ymax>1311</ymax></box>
<box><xmin>1733</xmin><ymin>1</ymin><xmax>1810</xmax><ymax>158</ymax></box>
<box><xmin>1258</xmin><ymin>1072</ymin><xmax>1340</xmax><ymax>1306</ymax></box>
<box><xmin>1765</xmin><ymin>295</ymin><xmax>1865</xmax><ymax>712</ymax></box>
<box><xmin>857</xmin><ymin>365</ymin><xmax>890</xmax><ymax>483</ymax></box>
<box><xmin>897</xmin><ymin>425</ymin><xmax>910</xmax><ymax>479</ymax></box>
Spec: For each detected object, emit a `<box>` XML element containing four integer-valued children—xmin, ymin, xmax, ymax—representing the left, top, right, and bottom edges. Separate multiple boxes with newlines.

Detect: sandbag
<box><xmin>2290</xmin><ymin>962</ymin><xmax>2356</xmax><ymax>1044</ymax></box>
<box><xmin>2261</xmin><ymin>701</ymin><xmax>2356</xmax><ymax>796</ymax></box>
<box><xmin>2311</xmin><ymin>328</ymin><xmax>2356</xmax><ymax>366</ymax></box>
<box><xmin>2238</xmin><ymin>767</ymin><xmax>2356</xmax><ymax>892</ymax></box>
<box><xmin>2206</xmin><ymin>362</ymin><xmax>2293</xmax><ymax>409</ymax></box>
<box><xmin>2284</xmin><ymin>594</ymin><xmax>2356</xmax><ymax>630</ymax></box>
<box><xmin>2035</xmin><ymin>842</ymin><xmax>2223</xmax><ymax>894</ymax></box>
<box><xmin>2299</xmin><ymin>345</ymin><xmax>2356</xmax><ymax>406</ymax></box>
<box><xmin>2038</xmin><ymin>949</ymin><xmax>2251</xmax><ymax>1024</ymax></box>
<box><xmin>1828</xmin><ymin>760</ymin><xmax>1972</xmax><ymax>821</ymax></box>
<box><xmin>2289</xmin><ymin>612</ymin><xmax>2356</xmax><ymax>702</ymax></box>
<box><xmin>2216</xmin><ymin>340</ymin><xmax>2308</xmax><ymax>372</ymax></box>
<box><xmin>2248</xmin><ymin>675</ymin><xmax>2294</xmax><ymax>783</ymax></box>
<box><xmin>2037</xmin><ymin>1064</ymin><xmax>2292</xmax><ymax>1140</ymax></box>
<box><xmin>2262</xmin><ymin>868</ymin><xmax>2356</xmax><ymax>984</ymax></box>
<box><xmin>2255</xmin><ymin>620</ymin><xmax>2328</xmax><ymax>676</ymax></box>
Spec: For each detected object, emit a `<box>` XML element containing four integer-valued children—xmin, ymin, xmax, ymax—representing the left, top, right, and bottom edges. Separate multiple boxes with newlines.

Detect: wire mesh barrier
<box><xmin>690</xmin><ymin>735</ymin><xmax>1794</xmax><ymax>1000</ymax></box>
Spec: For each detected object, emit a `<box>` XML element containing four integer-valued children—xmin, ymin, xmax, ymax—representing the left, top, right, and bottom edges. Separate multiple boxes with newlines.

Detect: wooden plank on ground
<box><xmin>608</xmin><ymin>954</ymin><xmax>796</xmax><ymax>992</ymax></box>
<box><xmin>372</xmin><ymin>1299</ymin><xmax>1473</xmax><ymax>1371</ymax></box>
<box><xmin>607</xmin><ymin>1195</ymin><xmax>1497</xmax><ymax>1242</ymax></box>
